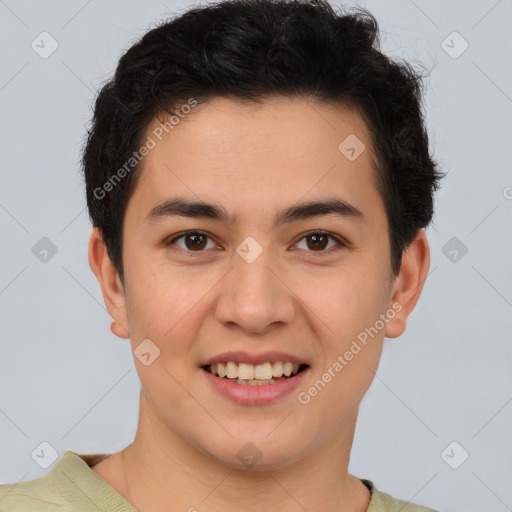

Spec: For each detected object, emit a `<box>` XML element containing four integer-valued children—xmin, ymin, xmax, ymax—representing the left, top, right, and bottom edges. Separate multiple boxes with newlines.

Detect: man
<box><xmin>0</xmin><ymin>0</ymin><xmax>442</xmax><ymax>510</ymax></box>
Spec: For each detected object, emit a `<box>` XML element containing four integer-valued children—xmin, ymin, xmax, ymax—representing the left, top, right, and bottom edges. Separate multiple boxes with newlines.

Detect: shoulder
<box><xmin>0</xmin><ymin>472</ymin><xmax>69</xmax><ymax>512</ymax></box>
<box><xmin>0</xmin><ymin>450</ymin><xmax>118</xmax><ymax>512</ymax></box>
<box><xmin>362</xmin><ymin>479</ymin><xmax>439</xmax><ymax>512</ymax></box>
<box><xmin>0</xmin><ymin>451</ymin><xmax>135</xmax><ymax>512</ymax></box>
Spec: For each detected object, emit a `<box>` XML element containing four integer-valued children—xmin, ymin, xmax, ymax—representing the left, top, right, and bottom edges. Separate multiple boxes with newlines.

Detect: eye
<box><xmin>294</xmin><ymin>231</ymin><xmax>346</xmax><ymax>253</ymax></box>
<box><xmin>165</xmin><ymin>231</ymin><xmax>218</xmax><ymax>253</ymax></box>
<box><xmin>164</xmin><ymin>230</ymin><xmax>346</xmax><ymax>255</ymax></box>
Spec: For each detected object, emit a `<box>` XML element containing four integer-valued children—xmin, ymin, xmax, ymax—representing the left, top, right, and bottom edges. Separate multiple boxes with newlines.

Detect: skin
<box><xmin>88</xmin><ymin>95</ymin><xmax>430</xmax><ymax>512</ymax></box>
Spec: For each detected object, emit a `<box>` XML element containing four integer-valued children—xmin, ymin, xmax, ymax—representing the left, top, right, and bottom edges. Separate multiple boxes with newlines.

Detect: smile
<box><xmin>204</xmin><ymin>361</ymin><xmax>308</xmax><ymax>386</ymax></box>
<box><xmin>201</xmin><ymin>362</ymin><xmax>310</xmax><ymax>405</ymax></box>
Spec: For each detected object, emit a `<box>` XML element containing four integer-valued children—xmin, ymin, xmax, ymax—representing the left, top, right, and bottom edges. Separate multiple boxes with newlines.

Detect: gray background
<box><xmin>1</xmin><ymin>1</ymin><xmax>511</xmax><ymax>511</ymax></box>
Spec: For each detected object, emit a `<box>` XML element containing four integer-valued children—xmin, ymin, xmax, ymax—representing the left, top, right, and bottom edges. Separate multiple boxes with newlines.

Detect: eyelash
<box><xmin>164</xmin><ymin>230</ymin><xmax>347</xmax><ymax>256</ymax></box>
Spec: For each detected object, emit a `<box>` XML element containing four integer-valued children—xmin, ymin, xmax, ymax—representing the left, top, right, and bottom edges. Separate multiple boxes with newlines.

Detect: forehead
<box><xmin>128</xmin><ymin>95</ymin><xmax>384</xmax><ymax>226</ymax></box>
<box><xmin>144</xmin><ymin>95</ymin><xmax>374</xmax><ymax>164</ymax></box>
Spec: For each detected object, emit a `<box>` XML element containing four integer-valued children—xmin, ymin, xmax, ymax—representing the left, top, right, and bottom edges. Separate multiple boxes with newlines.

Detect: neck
<box><xmin>121</xmin><ymin>390</ymin><xmax>370</xmax><ymax>512</ymax></box>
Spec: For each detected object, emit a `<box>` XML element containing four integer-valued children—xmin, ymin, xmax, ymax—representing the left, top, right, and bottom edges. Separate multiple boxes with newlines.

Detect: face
<box><xmin>115</xmin><ymin>96</ymin><xmax>402</xmax><ymax>469</ymax></box>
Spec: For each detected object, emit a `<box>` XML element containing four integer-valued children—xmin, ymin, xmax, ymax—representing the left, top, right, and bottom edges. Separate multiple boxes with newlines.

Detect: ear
<box><xmin>384</xmin><ymin>229</ymin><xmax>430</xmax><ymax>338</ymax></box>
<box><xmin>88</xmin><ymin>228</ymin><xmax>130</xmax><ymax>339</ymax></box>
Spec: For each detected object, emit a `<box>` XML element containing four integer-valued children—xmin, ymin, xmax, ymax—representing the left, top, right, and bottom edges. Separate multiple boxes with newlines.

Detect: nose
<box><xmin>214</xmin><ymin>241</ymin><xmax>296</xmax><ymax>334</ymax></box>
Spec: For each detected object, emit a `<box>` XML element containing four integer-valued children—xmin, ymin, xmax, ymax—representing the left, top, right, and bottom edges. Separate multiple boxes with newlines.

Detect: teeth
<box><xmin>236</xmin><ymin>378</ymin><xmax>276</xmax><ymax>386</ymax></box>
<box><xmin>208</xmin><ymin>361</ymin><xmax>303</xmax><ymax>380</ymax></box>
<box><xmin>238</xmin><ymin>363</ymin><xmax>255</xmax><ymax>380</ymax></box>
<box><xmin>226</xmin><ymin>361</ymin><xmax>237</xmax><ymax>379</ymax></box>
<box><xmin>272</xmin><ymin>361</ymin><xmax>283</xmax><ymax>377</ymax></box>
<box><xmin>255</xmin><ymin>363</ymin><xmax>273</xmax><ymax>380</ymax></box>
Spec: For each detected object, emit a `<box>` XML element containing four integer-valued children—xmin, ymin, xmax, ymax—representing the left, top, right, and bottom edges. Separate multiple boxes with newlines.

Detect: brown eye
<box><xmin>295</xmin><ymin>232</ymin><xmax>345</xmax><ymax>253</ymax></box>
<box><xmin>183</xmin><ymin>233</ymin><xmax>207</xmax><ymax>250</ymax></box>
<box><xmin>165</xmin><ymin>230</ymin><xmax>345</xmax><ymax>255</ymax></box>
<box><xmin>306</xmin><ymin>233</ymin><xmax>329</xmax><ymax>251</ymax></box>
<box><xmin>165</xmin><ymin>231</ymin><xmax>216</xmax><ymax>252</ymax></box>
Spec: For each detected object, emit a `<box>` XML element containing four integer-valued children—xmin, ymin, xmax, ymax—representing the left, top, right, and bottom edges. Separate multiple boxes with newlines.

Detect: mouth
<box><xmin>201</xmin><ymin>361</ymin><xmax>310</xmax><ymax>386</ymax></box>
<box><xmin>200</xmin><ymin>351</ymin><xmax>311</xmax><ymax>404</ymax></box>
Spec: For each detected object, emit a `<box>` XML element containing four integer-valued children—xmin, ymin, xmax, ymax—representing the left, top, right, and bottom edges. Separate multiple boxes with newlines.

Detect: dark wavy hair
<box><xmin>82</xmin><ymin>0</ymin><xmax>443</xmax><ymax>282</ymax></box>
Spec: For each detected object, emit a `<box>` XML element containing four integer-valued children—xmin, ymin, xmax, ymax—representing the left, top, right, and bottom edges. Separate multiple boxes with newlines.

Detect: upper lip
<box><xmin>201</xmin><ymin>350</ymin><xmax>309</xmax><ymax>367</ymax></box>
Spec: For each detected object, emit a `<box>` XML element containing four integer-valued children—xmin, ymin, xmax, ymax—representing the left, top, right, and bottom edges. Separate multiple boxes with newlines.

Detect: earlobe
<box><xmin>88</xmin><ymin>228</ymin><xmax>131</xmax><ymax>339</ymax></box>
<box><xmin>384</xmin><ymin>229</ymin><xmax>430</xmax><ymax>339</ymax></box>
<box><xmin>111</xmin><ymin>320</ymin><xmax>130</xmax><ymax>339</ymax></box>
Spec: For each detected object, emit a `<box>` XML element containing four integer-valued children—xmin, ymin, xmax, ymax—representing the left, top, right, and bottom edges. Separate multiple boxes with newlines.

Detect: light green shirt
<box><xmin>0</xmin><ymin>451</ymin><xmax>438</xmax><ymax>511</ymax></box>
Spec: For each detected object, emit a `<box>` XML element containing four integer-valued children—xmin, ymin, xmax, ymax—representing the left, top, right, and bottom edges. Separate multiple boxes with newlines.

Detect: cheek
<box><xmin>123</xmin><ymin>244</ymin><xmax>186</xmax><ymax>330</ymax></box>
<box><xmin>123</xmin><ymin>252</ymin><xmax>226</xmax><ymax>357</ymax></box>
<box><xmin>300</xmin><ymin>264</ymin><xmax>390</xmax><ymax>341</ymax></box>
<box><xmin>294</xmin><ymin>270</ymin><xmax>387</xmax><ymax>429</ymax></box>
<box><xmin>296</xmin><ymin>264</ymin><xmax>389</xmax><ymax>400</ymax></box>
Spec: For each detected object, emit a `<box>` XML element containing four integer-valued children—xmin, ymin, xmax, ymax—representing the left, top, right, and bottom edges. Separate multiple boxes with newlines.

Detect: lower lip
<box><xmin>201</xmin><ymin>367</ymin><xmax>310</xmax><ymax>405</ymax></box>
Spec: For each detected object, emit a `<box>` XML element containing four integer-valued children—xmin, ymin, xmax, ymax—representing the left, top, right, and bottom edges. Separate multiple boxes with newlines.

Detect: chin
<box><xmin>200</xmin><ymin>435</ymin><xmax>306</xmax><ymax>472</ymax></box>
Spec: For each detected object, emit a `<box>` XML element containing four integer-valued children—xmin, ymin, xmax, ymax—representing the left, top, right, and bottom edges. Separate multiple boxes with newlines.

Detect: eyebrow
<box><xmin>145</xmin><ymin>196</ymin><xmax>364</xmax><ymax>228</ymax></box>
